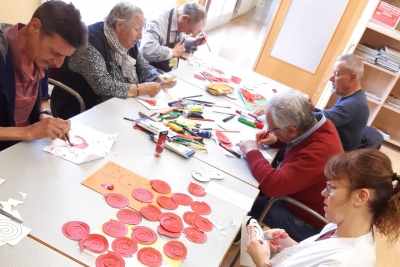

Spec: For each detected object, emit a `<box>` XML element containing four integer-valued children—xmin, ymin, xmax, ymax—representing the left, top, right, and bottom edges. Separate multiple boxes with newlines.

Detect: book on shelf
<box><xmin>372</xmin><ymin>1</ymin><xmax>400</xmax><ymax>28</ymax></box>
<box><xmin>365</xmin><ymin>91</ymin><xmax>382</xmax><ymax>102</ymax></box>
<box><xmin>385</xmin><ymin>93</ymin><xmax>400</xmax><ymax>110</ymax></box>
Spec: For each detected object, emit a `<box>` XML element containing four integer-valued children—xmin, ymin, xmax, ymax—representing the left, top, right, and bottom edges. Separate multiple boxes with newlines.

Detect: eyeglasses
<box><xmin>326</xmin><ymin>181</ymin><xmax>347</xmax><ymax>195</ymax></box>
<box><xmin>267</xmin><ymin>127</ymin><xmax>280</xmax><ymax>133</ymax></box>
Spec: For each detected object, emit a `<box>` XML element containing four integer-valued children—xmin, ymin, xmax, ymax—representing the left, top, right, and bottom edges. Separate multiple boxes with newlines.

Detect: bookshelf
<box><xmin>326</xmin><ymin>20</ymin><xmax>400</xmax><ymax>147</ymax></box>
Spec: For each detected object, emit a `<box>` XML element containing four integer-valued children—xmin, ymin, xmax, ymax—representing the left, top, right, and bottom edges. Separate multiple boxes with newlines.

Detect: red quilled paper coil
<box><xmin>191</xmin><ymin>201</ymin><xmax>212</xmax><ymax>215</ymax></box>
<box><xmin>105</xmin><ymin>193</ymin><xmax>129</xmax><ymax>208</ymax></box>
<box><xmin>102</xmin><ymin>219</ymin><xmax>128</xmax><ymax>238</ymax></box>
<box><xmin>116</xmin><ymin>209</ymin><xmax>142</xmax><ymax>225</ymax></box>
<box><xmin>131</xmin><ymin>226</ymin><xmax>158</xmax><ymax>245</ymax></box>
<box><xmin>157</xmin><ymin>225</ymin><xmax>181</xmax><ymax>238</ymax></box>
<box><xmin>160</xmin><ymin>213</ymin><xmax>184</xmax><ymax>233</ymax></box>
<box><xmin>96</xmin><ymin>251</ymin><xmax>125</xmax><ymax>267</ymax></box>
<box><xmin>192</xmin><ymin>216</ymin><xmax>213</xmax><ymax>232</ymax></box>
<box><xmin>141</xmin><ymin>204</ymin><xmax>162</xmax><ymax>221</ymax></box>
<box><xmin>150</xmin><ymin>179</ymin><xmax>171</xmax><ymax>194</ymax></box>
<box><xmin>79</xmin><ymin>234</ymin><xmax>109</xmax><ymax>254</ymax></box>
<box><xmin>188</xmin><ymin>182</ymin><xmax>206</xmax><ymax>197</ymax></box>
<box><xmin>183</xmin><ymin>227</ymin><xmax>207</xmax><ymax>244</ymax></box>
<box><xmin>183</xmin><ymin>211</ymin><xmax>199</xmax><ymax>226</ymax></box>
<box><xmin>137</xmin><ymin>247</ymin><xmax>162</xmax><ymax>267</ymax></box>
<box><xmin>157</xmin><ymin>196</ymin><xmax>178</xmax><ymax>210</ymax></box>
<box><xmin>163</xmin><ymin>241</ymin><xmax>187</xmax><ymax>260</ymax></box>
<box><xmin>62</xmin><ymin>221</ymin><xmax>90</xmax><ymax>240</ymax></box>
<box><xmin>111</xmin><ymin>237</ymin><xmax>138</xmax><ymax>258</ymax></box>
<box><xmin>132</xmin><ymin>188</ymin><xmax>154</xmax><ymax>203</ymax></box>
<box><xmin>171</xmin><ymin>193</ymin><xmax>193</xmax><ymax>206</ymax></box>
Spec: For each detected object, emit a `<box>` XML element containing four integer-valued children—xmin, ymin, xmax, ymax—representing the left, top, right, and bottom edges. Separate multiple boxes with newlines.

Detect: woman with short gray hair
<box><xmin>52</xmin><ymin>2</ymin><xmax>176</xmax><ymax>119</ymax></box>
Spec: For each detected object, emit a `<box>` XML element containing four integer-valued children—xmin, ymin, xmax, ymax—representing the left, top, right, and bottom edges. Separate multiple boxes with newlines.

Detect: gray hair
<box><xmin>182</xmin><ymin>3</ymin><xmax>207</xmax><ymax>23</ymax></box>
<box><xmin>106</xmin><ymin>2</ymin><xmax>143</xmax><ymax>29</ymax></box>
<box><xmin>265</xmin><ymin>89</ymin><xmax>315</xmax><ymax>133</ymax></box>
<box><xmin>337</xmin><ymin>54</ymin><xmax>364</xmax><ymax>80</ymax></box>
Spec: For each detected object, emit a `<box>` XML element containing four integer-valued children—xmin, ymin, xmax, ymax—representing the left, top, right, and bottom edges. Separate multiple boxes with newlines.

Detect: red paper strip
<box><xmin>157</xmin><ymin>225</ymin><xmax>181</xmax><ymax>238</ymax></box>
<box><xmin>112</xmin><ymin>237</ymin><xmax>138</xmax><ymax>258</ymax></box>
<box><xmin>62</xmin><ymin>221</ymin><xmax>90</xmax><ymax>240</ymax></box>
<box><xmin>105</xmin><ymin>193</ymin><xmax>129</xmax><ymax>208</ymax></box>
<box><xmin>102</xmin><ymin>219</ymin><xmax>128</xmax><ymax>238</ymax></box>
<box><xmin>131</xmin><ymin>226</ymin><xmax>158</xmax><ymax>245</ymax></box>
<box><xmin>191</xmin><ymin>201</ymin><xmax>212</xmax><ymax>215</ymax></box>
<box><xmin>150</xmin><ymin>179</ymin><xmax>171</xmax><ymax>194</ymax></box>
<box><xmin>79</xmin><ymin>234</ymin><xmax>109</xmax><ymax>254</ymax></box>
<box><xmin>132</xmin><ymin>188</ymin><xmax>154</xmax><ymax>203</ymax></box>
<box><xmin>141</xmin><ymin>204</ymin><xmax>162</xmax><ymax>222</ymax></box>
<box><xmin>163</xmin><ymin>241</ymin><xmax>187</xmax><ymax>260</ymax></box>
<box><xmin>194</xmin><ymin>74</ymin><xmax>206</xmax><ymax>80</ymax></box>
<box><xmin>188</xmin><ymin>182</ymin><xmax>206</xmax><ymax>197</ymax></box>
<box><xmin>157</xmin><ymin>196</ymin><xmax>178</xmax><ymax>210</ymax></box>
<box><xmin>171</xmin><ymin>193</ymin><xmax>193</xmax><ymax>206</ymax></box>
<box><xmin>137</xmin><ymin>247</ymin><xmax>162</xmax><ymax>267</ymax></box>
<box><xmin>183</xmin><ymin>227</ymin><xmax>207</xmax><ymax>244</ymax></box>
<box><xmin>117</xmin><ymin>209</ymin><xmax>142</xmax><ymax>225</ymax></box>
<box><xmin>96</xmin><ymin>251</ymin><xmax>125</xmax><ymax>267</ymax></box>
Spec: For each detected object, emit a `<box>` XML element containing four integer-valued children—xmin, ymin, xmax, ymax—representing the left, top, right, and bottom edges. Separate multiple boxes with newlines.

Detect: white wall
<box><xmin>0</xmin><ymin>0</ymin><xmax>41</xmax><ymax>24</ymax></box>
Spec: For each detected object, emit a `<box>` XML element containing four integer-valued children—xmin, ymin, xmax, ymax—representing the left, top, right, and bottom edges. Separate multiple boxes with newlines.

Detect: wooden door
<box><xmin>254</xmin><ymin>0</ymin><xmax>370</xmax><ymax>101</ymax></box>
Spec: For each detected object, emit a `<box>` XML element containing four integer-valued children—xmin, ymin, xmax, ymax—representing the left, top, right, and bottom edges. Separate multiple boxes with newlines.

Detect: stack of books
<box><xmin>376</xmin><ymin>46</ymin><xmax>400</xmax><ymax>72</ymax></box>
<box><xmin>354</xmin><ymin>44</ymin><xmax>379</xmax><ymax>63</ymax></box>
<box><xmin>364</xmin><ymin>90</ymin><xmax>382</xmax><ymax>102</ymax></box>
<box><xmin>385</xmin><ymin>93</ymin><xmax>400</xmax><ymax>110</ymax></box>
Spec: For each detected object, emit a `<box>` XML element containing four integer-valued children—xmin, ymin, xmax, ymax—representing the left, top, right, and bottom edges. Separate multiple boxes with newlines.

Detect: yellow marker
<box><xmin>169</xmin><ymin>123</ymin><xmax>183</xmax><ymax>132</ymax></box>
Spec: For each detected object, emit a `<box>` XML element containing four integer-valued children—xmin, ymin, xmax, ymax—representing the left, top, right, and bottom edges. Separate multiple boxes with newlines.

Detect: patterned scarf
<box><xmin>104</xmin><ymin>22</ymin><xmax>136</xmax><ymax>83</ymax></box>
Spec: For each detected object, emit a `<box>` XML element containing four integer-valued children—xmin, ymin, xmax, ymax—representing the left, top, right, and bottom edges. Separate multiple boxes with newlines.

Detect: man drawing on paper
<box><xmin>237</xmin><ymin>89</ymin><xmax>343</xmax><ymax>241</ymax></box>
<box><xmin>0</xmin><ymin>1</ymin><xmax>87</xmax><ymax>151</ymax></box>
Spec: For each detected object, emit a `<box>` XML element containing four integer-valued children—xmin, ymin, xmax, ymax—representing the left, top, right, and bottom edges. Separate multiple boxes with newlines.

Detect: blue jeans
<box><xmin>249</xmin><ymin>196</ymin><xmax>320</xmax><ymax>241</ymax></box>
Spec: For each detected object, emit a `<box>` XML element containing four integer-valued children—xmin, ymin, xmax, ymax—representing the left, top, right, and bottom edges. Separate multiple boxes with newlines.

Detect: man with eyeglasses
<box><xmin>237</xmin><ymin>89</ymin><xmax>343</xmax><ymax>241</ymax></box>
<box><xmin>311</xmin><ymin>54</ymin><xmax>369</xmax><ymax>151</ymax></box>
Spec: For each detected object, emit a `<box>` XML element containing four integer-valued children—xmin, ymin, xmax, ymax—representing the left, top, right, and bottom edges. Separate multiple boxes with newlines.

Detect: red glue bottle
<box><xmin>155</xmin><ymin>130</ymin><xmax>169</xmax><ymax>157</ymax></box>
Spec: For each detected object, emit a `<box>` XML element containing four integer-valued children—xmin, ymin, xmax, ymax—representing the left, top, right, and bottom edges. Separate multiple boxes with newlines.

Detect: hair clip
<box><xmin>392</xmin><ymin>172</ymin><xmax>399</xmax><ymax>182</ymax></box>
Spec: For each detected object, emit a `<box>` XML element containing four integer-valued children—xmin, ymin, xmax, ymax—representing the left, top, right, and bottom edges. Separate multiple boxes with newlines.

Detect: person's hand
<box><xmin>162</xmin><ymin>79</ymin><xmax>177</xmax><ymax>89</ymax></box>
<box><xmin>263</xmin><ymin>229</ymin><xmax>289</xmax><ymax>253</ymax></box>
<box><xmin>246</xmin><ymin>225</ymin><xmax>271</xmax><ymax>267</ymax></box>
<box><xmin>172</xmin><ymin>42</ymin><xmax>186</xmax><ymax>57</ymax></box>
<box><xmin>252</xmin><ymin>105</ymin><xmax>266</xmax><ymax>116</ymax></box>
<box><xmin>237</xmin><ymin>140</ymin><xmax>258</xmax><ymax>154</ymax></box>
<box><xmin>26</xmin><ymin>118</ymin><xmax>71</xmax><ymax>140</ymax></box>
<box><xmin>255</xmin><ymin>130</ymin><xmax>277</xmax><ymax>146</ymax></box>
<box><xmin>193</xmin><ymin>32</ymin><xmax>206</xmax><ymax>46</ymax></box>
<box><xmin>140</xmin><ymin>82</ymin><xmax>162</xmax><ymax>97</ymax></box>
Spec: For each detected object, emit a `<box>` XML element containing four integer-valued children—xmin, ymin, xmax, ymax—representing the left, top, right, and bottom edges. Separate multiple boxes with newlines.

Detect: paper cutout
<box><xmin>79</xmin><ymin>234</ymin><xmax>109</xmax><ymax>254</ymax></box>
<box><xmin>131</xmin><ymin>188</ymin><xmax>154</xmax><ymax>203</ymax></box>
<box><xmin>182</xmin><ymin>227</ymin><xmax>207</xmax><ymax>244</ymax></box>
<box><xmin>17</xmin><ymin>192</ymin><xmax>27</xmax><ymax>200</ymax></box>
<box><xmin>137</xmin><ymin>247</ymin><xmax>163</xmax><ymax>267</ymax></box>
<box><xmin>62</xmin><ymin>221</ymin><xmax>90</xmax><ymax>240</ymax></box>
<box><xmin>206</xmin><ymin>181</ymin><xmax>253</xmax><ymax>211</ymax></box>
<box><xmin>131</xmin><ymin>226</ymin><xmax>157</xmax><ymax>245</ymax></box>
<box><xmin>141</xmin><ymin>204</ymin><xmax>162</xmax><ymax>222</ymax></box>
<box><xmin>105</xmin><ymin>193</ymin><xmax>129</xmax><ymax>208</ymax></box>
<box><xmin>171</xmin><ymin>193</ymin><xmax>193</xmax><ymax>206</ymax></box>
<box><xmin>188</xmin><ymin>183</ymin><xmax>206</xmax><ymax>197</ymax></box>
<box><xmin>82</xmin><ymin>162</ymin><xmax>172</xmax><ymax>212</ymax></box>
<box><xmin>159</xmin><ymin>213</ymin><xmax>183</xmax><ymax>233</ymax></box>
<box><xmin>215</xmin><ymin>131</ymin><xmax>233</xmax><ymax>148</ymax></box>
<box><xmin>96</xmin><ymin>251</ymin><xmax>126</xmax><ymax>267</ymax></box>
<box><xmin>102</xmin><ymin>219</ymin><xmax>128</xmax><ymax>238</ymax></box>
<box><xmin>183</xmin><ymin>212</ymin><xmax>198</xmax><ymax>227</ymax></box>
<box><xmin>136</xmin><ymin>88</ymin><xmax>177</xmax><ymax>110</ymax></box>
<box><xmin>150</xmin><ymin>180</ymin><xmax>171</xmax><ymax>194</ymax></box>
<box><xmin>190</xmin><ymin>201</ymin><xmax>212</xmax><ymax>215</ymax></box>
<box><xmin>112</xmin><ymin>237</ymin><xmax>138</xmax><ymax>258</ymax></box>
<box><xmin>7</xmin><ymin>198</ymin><xmax>25</xmax><ymax>207</ymax></box>
<box><xmin>43</xmin><ymin>122</ymin><xmax>117</xmax><ymax>164</ymax></box>
<box><xmin>192</xmin><ymin>216</ymin><xmax>213</xmax><ymax>232</ymax></box>
<box><xmin>157</xmin><ymin>196</ymin><xmax>178</xmax><ymax>210</ymax></box>
<box><xmin>0</xmin><ymin>219</ymin><xmax>31</xmax><ymax>246</ymax></box>
<box><xmin>0</xmin><ymin>179</ymin><xmax>5</xmax><ymax>185</ymax></box>
<box><xmin>163</xmin><ymin>241</ymin><xmax>187</xmax><ymax>260</ymax></box>
<box><xmin>220</xmin><ymin>232</ymin><xmax>228</xmax><ymax>238</ymax></box>
<box><xmin>116</xmin><ymin>209</ymin><xmax>142</xmax><ymax>225</ymax></box>
<box><xmin>238</xmin><ymin>88</ymin><xmax>267</xmax><ymax>111</ymax></box>
<box><xmin>157</xmin><ymin>225</ymin><xmax>181</xmax><ymax>238</ymax></box>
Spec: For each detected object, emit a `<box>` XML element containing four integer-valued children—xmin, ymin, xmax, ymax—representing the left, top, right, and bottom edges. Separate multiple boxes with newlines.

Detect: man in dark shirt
<box><xmin>312</xmin><ymin>54</ymin><xmax>369</xmax><ymax>151</ymax></box>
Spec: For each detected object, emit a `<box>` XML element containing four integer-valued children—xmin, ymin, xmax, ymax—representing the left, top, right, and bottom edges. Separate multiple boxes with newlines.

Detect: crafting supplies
<box><xmin>177</xmin><ymin>134</ymin><xmax>203</xmax><ymax>141</ymax></box>
<box><xmin>219</xmin><ymin>142</ymin><xmax>241</xmax><ymax>158</ymax></box>
<box><xmin>184</xmin><ymin>99</ymin><xmax>215</xmax><ymax>104</ymax></box>
<box><xmin>160</xmin><ymin>108</ymin><xmax>175</xmax><ymax>115</ymax></box>
<box><xmin>137</xmin><ymin>98</ymin><xmax>157</xmax><ymax>106</ymax></box>
<box><xmin>238</xmin><ymin>117</ymin><xmax>256</xmax><ymax>128</ymax></box>
<box><xmin>139</xmin><ymin>111</ymin><xmax>158</xmax><ymax>122</ymax></box>
<box><xmin>182</xmin><ymin>110</ymin><xmax>203</xmax><ymax>119</ymax></box>
<box><xmin>222</xmin><ymin>114</ymin><xmax>235</xmax><ymax>122</ymax></box>
<box><xmin>212</xmin><ymin>111</ymin><xmax>236</xmax><ymax>116</ymax></box>
<box><xmin>155</xmin><ymin>130</ymin><xmax>168</xmax><ymax>157</ymax></box>
<box><xmin>135</xmin><ymin>117</ymin><xmax>170</xmax><ymax>135</ymax></box>
<box><xmin>161</xmin><ymin>112</ymin><xmax>181</xmax><ymax>119</ymax></box>
<box><xmin>193</xmin><ymin>129</ymin><xmax>212</xmax><ymax>138</ymax></box>
<box><xmin>168</xmin><ymin>100</ymin><xmax>182</xmax><ymax>107</ymax></box>
<box><xmin>187</xmin><ymin>118</ymin><xmax>215</xmax><ymax>122</ymax></box>
<box><xmin>150</xmin><ymin>134</ymin><xmax>195</xmax><ymax>158</ymax></box>
<box><xmin>186</xmin><ymin>105</ymin><xmax>203</xmax><ymax>112</ymax></box>
<box><xmin>169</xmin><ymin>123</ymin><xmax>183</xmax><ymax>132</ymax></box>
<box><xmin>182</xmin><ymin>94</ymin><xmax>203</xmax><ymax>99</ymax></box>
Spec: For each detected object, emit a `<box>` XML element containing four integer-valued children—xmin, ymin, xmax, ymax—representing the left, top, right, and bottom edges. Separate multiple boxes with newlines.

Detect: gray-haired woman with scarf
<box><xmin>52</xmin><ymin>2</ymin><xmax>176</xmax><ymax>119</ymax></box>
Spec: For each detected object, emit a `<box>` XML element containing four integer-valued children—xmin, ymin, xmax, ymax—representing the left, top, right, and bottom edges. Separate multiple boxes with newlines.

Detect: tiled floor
<box><xmin>202</xmin><ymin>1</ymin><xmax>400</xmax><ymax>266</ymax></box>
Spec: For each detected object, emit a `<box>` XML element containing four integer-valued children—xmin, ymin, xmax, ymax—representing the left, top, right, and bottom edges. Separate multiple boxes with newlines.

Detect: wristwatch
<box><xmin>39</xmin><ymin>110</ymin><xmax>53</xmax><ymax>116</ymax></box>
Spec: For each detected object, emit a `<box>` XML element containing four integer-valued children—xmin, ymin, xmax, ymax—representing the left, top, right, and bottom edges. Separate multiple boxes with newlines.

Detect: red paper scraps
<box><xmin>105</xmin><ymin>193</ymin><xmax>129</xmax><ymax>208</ymax></box>
<box><xmin>157</xmin><ymin>225</ymin><xmax>181</xmax><ymax>238</ymax></box>
<box><xmin>112</xmin><ymin>237</ymin><xmax>138</xmax><ymax>258</ymax></box>
<box><xmin>183</xmin><ymin>211</ymin><xmax>199</xmax><ymax>226</ymax></box>
<box><xmin>231</xmin><ymin>75</ymin><xmax>242</xmax><ymax>84</ymax></box>
<box><xmin>150</xmin><ymin>180</ymin><xmax>171</xmax><ymax>194</ymax></box>
<box><xmin>79</xmin><ymin>234</ymin><xmax>109</xmax><ymax>254</ymax></box>
<box><xmin>254</xmin><ymin>94</ymin><xmax>266</xmax><ymax>101</ymax></box>
<box><xmin>159</xmin><ymin>212</ymin><xmax>183</xmax><ymax>233</ymax></box>
<box><xmin>188</xmin><ymin>182</ymin><xmax>206</xmax><ymax>197</ymax></box>
<box><xmin>163</xmin><ymin>241</ymin><xmax>187</xmax><ymax>260</ymax></box>
<box><xmin>191</xmin><ymin>201</ymin><xmax>212</xmax><ymax>215</ymax></box>
<box><xmin>102</xmin><ymin>219</ymin><xmax>128</xmax><ymax>238</ymax></box>
<box><xmin>192</xmin><ymin>216</ymin><xmax>213</xmax><ymax>232</ymax></box>
<box><xmin>137</xmin><ymin>247</ymin><xmax>162</xmax><ymax>267</ymax></box>
<box><xmin>62</xmin><ymin>221</ymin><xmax>90</xmax><ymax>240</ymax></box>
<box><xmin>96</xmin><ymin>251</ymin><xmax>125</xmax><ymax>267</ymax></box>
<box><xmin>240</xmin><ymin>88</ymin><xmax>255</xmax><ymax>103</ymax></box>
<box><xmin>194</xmin><ymin>74</ymin><xmax>206</xmax><ymax>80</ymax></box>
<box><xmin>140</xmin><ymin>204</ymin><xmax>162</xmax><ymax>222</ymax></box>
<box><xmin>157</xmin><ymin>196</ymin><xmax>178</xmax><ymax>210</ymax></box>
<box><xmin>215</xmin><ymin>131</ymin><xmax>232</xmax><ymax>148</ymax></box>
<box><xmin>116</xmin><ymin>209</ymin><xmax>142</xmax><ymax>225</ymax></box>
<box><xmin>101</xmin><ymin>183</ymin><xmax>114</xmax><ymax>190</ymax></box>
<box><xmin>212</xmin><ymin>68</ymin><xmax>225</xmax><ymax>75</ymax></box>
<box><xmin>171</xmin><ymin>193</ymin><xmax>193</xmax><ymax>206</ymax></box>
<box><xmin>183</xmin><ymin>227</ymin><xmax>207</xmax><ymax>243</ymax></box>
<box><xmin>131</xmin><ymin>188</ymin><xmax>154</xmax><ymax>203</ymax></box>
<box><xmin>131</xmin><ymin>226</ymin><xmax>158</xmax><ymax>245</ymax></box>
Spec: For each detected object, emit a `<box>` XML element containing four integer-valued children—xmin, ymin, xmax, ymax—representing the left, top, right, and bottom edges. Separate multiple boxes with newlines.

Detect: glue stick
<box><xmin>155</xmin><ymin>130</ymin><xmax>168</xmax><ymax>157</ymax></box>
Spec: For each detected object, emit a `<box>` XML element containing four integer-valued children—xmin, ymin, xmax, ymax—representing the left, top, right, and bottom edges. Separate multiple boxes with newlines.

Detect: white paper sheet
<box><xmin>0</xmin><ymin>218</ymin><xmax>31</xmax><ymax>246</ymax></box>
<box><xmin>43</xmin><ymin>122</ymin><xmax>117</xmax><ymax>164</ymax></box>
<box><xmin>17</xmin><ymin>192</ymin><xmax>27</xmax><ymax>201</ymax></box>
<box><xmin>205</xmin><ymin>181</ymin><xmax>253</xmax><ymax>211</ymax></box>
<box><xmin>0</xmin><ymin>179</ymin><xmax>5</xmax><ymax>185</ymax></box>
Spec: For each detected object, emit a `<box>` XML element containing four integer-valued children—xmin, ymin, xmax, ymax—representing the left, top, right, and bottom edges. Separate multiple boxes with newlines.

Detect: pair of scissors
<box><xmin>138</xmin><ymin>98</ymin><xmax>157</xmax><ymax>106</ymax></box>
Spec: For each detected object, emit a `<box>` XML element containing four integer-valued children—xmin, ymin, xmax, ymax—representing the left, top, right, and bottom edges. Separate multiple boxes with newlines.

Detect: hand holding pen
<box><xmin>255</xmin><ymin>130</ymin><xmax>278</xmax><ymax>147</ymax></box>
